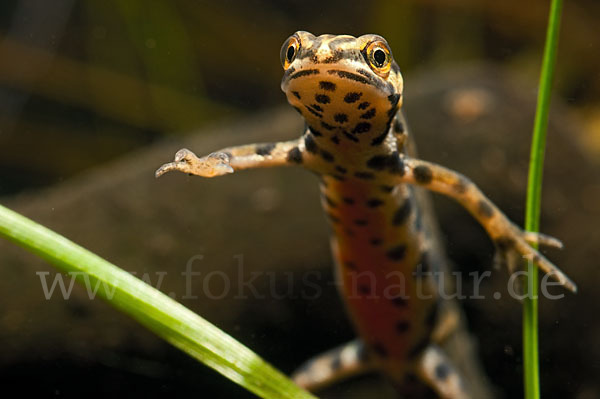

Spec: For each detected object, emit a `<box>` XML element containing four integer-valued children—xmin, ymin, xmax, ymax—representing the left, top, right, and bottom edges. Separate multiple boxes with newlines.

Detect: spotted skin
<box><xmin>156</xmin><ymin>31</ymin><xmax>575</xmax><ymax>398</ymax></box>
<box><xmin>292</xmin><ymin>340</ymin><xmax>374</xmax><ymax>392</ymax></box>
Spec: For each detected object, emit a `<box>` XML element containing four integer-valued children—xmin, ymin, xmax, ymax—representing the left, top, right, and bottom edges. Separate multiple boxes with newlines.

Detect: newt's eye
<box><xmin>364</xmin><ymin>41</ymin><xmax>392</xmax><ymax>77</ymax></box>
<box><xmin>280</xmin><ymin>36</ymin><xmax>300</xmax><ymax>69</ymax></box>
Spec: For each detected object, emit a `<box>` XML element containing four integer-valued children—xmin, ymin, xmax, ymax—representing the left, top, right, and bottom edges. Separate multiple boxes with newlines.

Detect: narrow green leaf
<box><xmin>0</xmin><ymin>203</ymin><xmax>317</xmax><ymax>399</ymax></box>
<box><xmin>523</xmin><ymin>1</ymin><xmax>563</xmax><ymax>398</ymax></box>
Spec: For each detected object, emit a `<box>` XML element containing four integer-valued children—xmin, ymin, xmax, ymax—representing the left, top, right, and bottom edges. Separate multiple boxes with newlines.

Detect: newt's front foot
<box><xmin>523</xmin><ymin>231</ymin><xmax>563</xmax><ymax>249</ymax></box>
<box><xmin>155</xmin><ymin>149</ymin><xmax>233</xmax><ymax>178</ymax></box>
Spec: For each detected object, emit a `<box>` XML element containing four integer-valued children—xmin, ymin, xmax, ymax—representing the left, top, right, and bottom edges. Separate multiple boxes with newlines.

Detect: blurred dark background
<box><xmin>0</xmin><ymin>0</ymin><xmax>599</xmax><ymax>195</ymax></box>
<box><xmin>0</xmin><ymin>1</ymin><xmax>599</xmax><ymax>398</ymax></box>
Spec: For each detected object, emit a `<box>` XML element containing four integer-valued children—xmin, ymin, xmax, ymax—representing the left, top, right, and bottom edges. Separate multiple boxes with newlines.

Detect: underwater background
<box><xmin>0</xmin><ymin>1</ymin><xmax>598</xmax><ymax>398</ymax></box>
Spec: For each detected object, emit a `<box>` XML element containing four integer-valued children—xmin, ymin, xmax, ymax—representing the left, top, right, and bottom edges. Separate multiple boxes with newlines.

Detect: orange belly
<box><xmin>321</xmin><ymin>175</ymin><xmax>438</xmax><ymax>381</ymax></box>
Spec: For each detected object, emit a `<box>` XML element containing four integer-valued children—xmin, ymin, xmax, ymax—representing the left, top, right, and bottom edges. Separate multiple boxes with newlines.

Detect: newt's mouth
<box><xmin>282</xmin><ymin>62</ymin><xmax>394</xmax><ymax>96</ymax></box>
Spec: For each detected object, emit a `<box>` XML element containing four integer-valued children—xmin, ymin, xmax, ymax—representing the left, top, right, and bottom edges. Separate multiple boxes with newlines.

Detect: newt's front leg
<box><xmin>156</xmin><ymin>139</ymin><xmax>303</xmax><ymax>178</ymax></box>
<box><xmin>395</xmin><ymin>157</ymin><xmax>576</xmax><ymax>292</ymax></box>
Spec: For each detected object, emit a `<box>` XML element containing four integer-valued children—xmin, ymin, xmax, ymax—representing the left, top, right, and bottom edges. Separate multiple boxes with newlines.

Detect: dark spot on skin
<box><xmin>321</xmin><ymin>50</ymin><xmax>345</xmax><ymax>64</ymax></box>
<box><xmin>343</xmin><ymin>197</ymin><xmax>355</xmax><ymax>205</ymax></box>
<box><xmin>292</xmin><ymin>91</ymin><xmax>301</xmax><ymax>99</ymax></box>
<box><xmin>309</xmin><ymin>127</ymin><xmax>323</xmax><ymax>137</ymax></box>
<box><xmin>321</xmin><ymin>121</ymin><xmax>335</xmax><ymax>130</ymax></box>
<box><xmin>292</xmin><ymin>106</ymin><xmax>303</xmax><ymax>115</ymax></box>
<box><xmin>311</xmin><ymin>103</ymin><xmax>323</xmax><ymax>112</ymax></box>
<box><xmin>304</xmin><ymin>134</ymin><xmax>318</xmax><ymax>154</ymax></box>
<box><xmin>453</xmin><ymin>177</ymin><xmax>468</xmax><ymax>194</ymax></box>
<box><xmin>296</xmin><ymin>46</ymin><xmax>316</xmax><ymax>62</ymax></box>
<box><xmin>391</xmin><ymin>296</ymin><xmax>408</xmax><ymax>307</ymax></box>
<box><xmin>367</xmin><ymin>154</ymin><xmax>389</xmax><ymax>170</ymax></box>
<box><xmin>343</xmin><ymin>131</ymin><xmax>359</xmax><ymax>143</ymax></box>
<box><xmin>358</xmin><ymin>284</ymin><xmax>370</xmax><ymax>295</ymax></box>
<box><xmin>413</xmin><ymin>165</ymin><xmax>433</xmax><ymax>184</ymax></box>
<box><xmin>478</xmin><ymin>199</ymin><xmax>494</xmax><ymax>218</ymax></box>
<box><xmin>371</xmin><ymin>130</ymin><xmax>388</xmax><ymax>146</ymax></box>
<box><xmin>389</xmin><ymin>152</ymin><xmax>405</xmax><ymax>174</ymax></box>
<box><xmin>393</xmin><ymin>118</ymin><xmax>405</xmax><ymax>133</ymax></box>
<box><xmin>328</xmin><ymin>69</ymin><xmax>375</xmax><ymax>87</ymax></box>
<box><xmin>408</xmin><ymin>337</ymin><xmax>429</xmax><ymax>359</ymax></box>
<box><xmin>353</xmin><ymin>122</ymin><xmax>371</xmax><ymax>134</ymax></box>
<box><xmin>319</xmin><ymin>81</ymin><xmax>336</xmax><ymax>91</ymax></box>
<box><xmin>344</xmin><ymin>92</ymin><xmax>362</xmax><ymax>103</ymax></box>
<box><xmin>366</xmin><ymin>152</ymin><xmax>403</xmax><ymax>173</ymax></box>
<box><xmin>355</xmin><ymin>68</ymin><xmax>372</xmax><ymax>78</ymax></box>
<box><xmin>256</xmin><ymin>143</ymin><xmax>275</xmax><ymax>156</ymax></box>
<box><xmin>354</xmin><ymin>171</ymin><xmax>375</xmax><ymax>180</ymax></box>
<box><xmin>332</xmin><ymin>174</ymin><xmax>346</xmax><ymax>181</ymax></box>
<box><xmin>380</xmin><ymin>185</ymin><xmax>394</xmax><ymax>193</ymax></box>
<box><xmin>372</xmin><ymin>342</ymin><xmax>388</xmax><ymax>358</ymax></box>
<box><xmin>388</xmin><ymin>93</ymin><xmax>401</xmax><ymax>107</ymax></box>
<box><xmin>331</xmin><ymin>354</ymin><xmax>342</xmax><ymax>371</ymax></box>
<box><xmin>323</xmin><ymin>195</ymin><xmax>337</xmax><ymax>208</ymax></box>
<box><xmin>392</xmin><ymin>201</ymin><xmax>412</xmax><ymax>225</ymax></box>
<box><xmin>287</xmin><ymin>147</ymin><xmax>302</xmax><ymax>163</ymax></box>
<box><xmin>345</xmin><ymin>228</ymin><xmax>355</xmax><ymax>237</ymax></box>
<box><xmin>495</xmin><ymin>236</ymin><xmax>514</xmax><ymax>252</ymax></box>
<box><xmin>387</xmin><ymin>94</ymin><xmax>401</xmax><ymax>118</ymax></box>
<box><xmin>282</xmin><ymin>66</ymin><xmax>296</xmax><ymax>80</ymax></box>
<box><xmin>344</xmin><ymin>260</ymin><xmax>357</xmax><ymax>270</ymax></box>
<box><xmin>293</xmin><ymin>360</ymin><xmax>311</xmax><ymax>375</ymax></box>
<box><xmin>326</xmin><ymin>212</ymin><xmax>340</xmax><ymax>224</ymax></box>
<box><xmin>305</xmin><ymin>106</ymin><xmax>323</xmax><ymax>118</ymax></box>
<box><xmin>331</xmin><ymin>135</ymin><xmax>340</xmax><ymax>144</ymax></box>
<box><xmin>395</xmin><ymin>320</ymin><xmax>411</xmax><ymax>333</ymax></box>
<box><xmin>320</xmin><ymin>150</ymin><xmax>334</xmax><ymax>162</ymax></box>
<box><xmin>366</xmin><ymin>198</ymin><xmax>384</xmax><ymax>208</ymax></box>
<box><xmin>414</xmin><ymin>252</ymin><xmax>432</xmax><ymax>278</ymax></box>
<box><xmin>360</xmin><ymin>108</ymin><xmax>376</xmax><ymax>119</ymax></box>
<box><xmin>315</xmin><ymin>94</ymin><xmax>330</xmax><ymax>104</ymax></box>
<box><xmin>289</xmin><ymin>69</ymin><xmax>320</xmax><ymax>80</ymax></box>
<box><xmin>354</xmin><ymin>219</ymin><xmax>368</xmax><ymax>226</ymax></box>
<box><xmin>386</xmin><ymin>245</ymin><xmax>407</xmax><ymax>261</ymax></box>
<box><xmin>358</xmin><ymin>101</ymin><xmax>370</xmax><ymax>110</ymax></box>
<box><xmin>334</xmin><ymin>113</ymin><xmax>348</xmax><ymax>123</ymax></box>
<box><xmin>370</xmin><ymin>238</ymin><xmax>383</xmax><ymax>246</ymax></box>
<box><xmin>435</xmin><ymin>363</ymin><xmax>451</xmax><ymax>381</ymax></box>
<box><xmin>356</xmin><ymin>342</ymin><xmax>369</xmax><ymax>362</ymax></box>
<box><xmin>335</xmin><ymin>165</ymin><xmax>347</xmax><ymax>174</ymax></box>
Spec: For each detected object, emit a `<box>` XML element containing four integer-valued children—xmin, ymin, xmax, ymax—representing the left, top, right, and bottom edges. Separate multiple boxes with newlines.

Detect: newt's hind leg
<box><xmin>292</xmin><ymin>340</ymin><xmax>375</xmax><ymax>392</ymax></box>
<box><xmin>415</xmin><ymin>344</ymin><xmax>471</xmax><ymax>399</ymax></box>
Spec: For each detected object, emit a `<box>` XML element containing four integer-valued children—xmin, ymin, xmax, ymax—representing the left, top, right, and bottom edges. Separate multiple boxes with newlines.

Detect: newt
<box><xmin>156</xmin><ymin>31</ymin><xmax>575</xmax><ymax>398</ymax></box>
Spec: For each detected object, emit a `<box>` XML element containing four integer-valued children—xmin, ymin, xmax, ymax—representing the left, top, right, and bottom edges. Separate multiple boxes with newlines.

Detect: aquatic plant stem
<box><xmin>523</xmin><ymin>0</ymin><xmax>563</xmax><ymax>398</ymax></box>
<box><xmin>0</xmin><ymin>203</ymin><xmax>316</xmax><ymax>399</ymax></box>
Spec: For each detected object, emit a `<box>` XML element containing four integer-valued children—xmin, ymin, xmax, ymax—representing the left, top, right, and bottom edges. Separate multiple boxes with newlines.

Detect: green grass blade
<box><xmin>0</xmin><ymin>203</ymin><xmax>317</xmax><ymax>399</ymax></box>
<box><xmin>523</xmin><ymin>0</ymin><xmax>563</xmax><ymax>398</ymax></box>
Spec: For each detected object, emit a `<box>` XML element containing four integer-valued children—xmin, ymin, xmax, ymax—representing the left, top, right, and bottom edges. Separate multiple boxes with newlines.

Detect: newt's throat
<box><xmin>284</xmin><ymin>73</ymin><xmax>400</xmax><ymax>144</ymax></box>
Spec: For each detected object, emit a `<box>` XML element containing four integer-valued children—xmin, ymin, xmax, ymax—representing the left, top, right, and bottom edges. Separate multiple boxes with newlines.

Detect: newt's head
<box><xmin>280</xmin><ymin>31</ymin><xmax>403</xmax><ymax>143</ymax></box>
